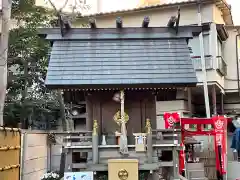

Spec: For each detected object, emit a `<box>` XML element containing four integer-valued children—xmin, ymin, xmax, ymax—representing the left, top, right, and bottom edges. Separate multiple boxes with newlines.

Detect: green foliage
<box><xmin>96</xmin><ymin>172</ymin><xmax>108</xmax><ymax>180</ymax></box>
<box><xmin>4</xmin><ymin>0</ymin><xmax>60</xmax><ymax>128</ymax></box>
<box><xmin>139</xmin><ymin>171</ymin><xmax>150</xmax><ymax>180</ymax></box>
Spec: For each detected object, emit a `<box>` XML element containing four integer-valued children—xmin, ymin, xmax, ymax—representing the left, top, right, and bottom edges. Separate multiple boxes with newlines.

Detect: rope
<box><xmin>0</xmin><ymin>146</ymin><xmax>20</xmax><ymax>151</ymax></box>
<box><xmin>0</xmin><ymin>164</ymin><xmax>20</xmax><ymax>172</ymax></box>
<box><xmin>0</xmin><ymin>126</ymin><xmax>21</xmax><ymax>132</ymax></box>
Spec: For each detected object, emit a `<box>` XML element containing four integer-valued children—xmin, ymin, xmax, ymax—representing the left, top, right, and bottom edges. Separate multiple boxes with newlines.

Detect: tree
<box><xmin>42</xmin><ymin>0</ymin><xmax>90</xmax><ymax>131</ymax></box>
<box><xmin>4</xmin><ymin>0</ymin><xmax>90</xmax><ymax>130</ymax></box>
<box><xmin>4</xmin><ymin>0</ymin><xmax>61</xmax><ymax>128</ymax></box>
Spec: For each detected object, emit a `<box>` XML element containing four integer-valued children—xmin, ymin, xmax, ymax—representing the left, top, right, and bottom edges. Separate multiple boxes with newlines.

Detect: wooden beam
<box><xmin>175</xmin><ymin>6</ymin><xmax>181</xmax><ymax>34</ymax></box>
<box><xmin>142</xmin><ymin>16</ymin><xmax>150</xmax><ymax>28</ymax></box>
<box><xmin>116</xmin><ymin>17</ymin><xmax>123</xmax><ymax>28</ymax></box>
<box><xmin>59</xmin><ymin>15</ymin><xmax>71</xmax><ymax>37</ymax></box>
<box><xmin>89</xmin><ymin>18</ymin><xmax>96</xmax><ymax>28</ymax></box>
<box><xmin>167</xmin><ymin>16</ymin><xmax>177</xmax><ymax>28</ymax></box>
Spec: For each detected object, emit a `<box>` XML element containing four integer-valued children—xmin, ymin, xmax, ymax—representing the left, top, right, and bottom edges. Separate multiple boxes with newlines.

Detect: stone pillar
<box><xmin>172</xmin><ymin>146</ymin><xmax>179</xmax><ymax>180</ymax></box>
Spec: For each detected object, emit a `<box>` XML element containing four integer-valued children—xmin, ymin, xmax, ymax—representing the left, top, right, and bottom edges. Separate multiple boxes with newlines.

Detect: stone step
<box><xmin>188</xmin><ymin>169</ymin><xmax>205</xmax><ymax>178</ymax></box>
<box><xmin>190</xmin><ymin>178</ymin><xmax>208</xmax><ymax>180</ymax></box>
<box><xmin>186</xmin><ymin>163</ymin><xmax>204</xmax><ymax>170</ymax></box>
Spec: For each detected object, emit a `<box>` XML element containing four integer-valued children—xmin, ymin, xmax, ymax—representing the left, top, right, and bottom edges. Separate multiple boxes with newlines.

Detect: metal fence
<box><xmin>0</xmin><ymin>127</ymin><xmax>21</xmax><ymax>180</ymax></box>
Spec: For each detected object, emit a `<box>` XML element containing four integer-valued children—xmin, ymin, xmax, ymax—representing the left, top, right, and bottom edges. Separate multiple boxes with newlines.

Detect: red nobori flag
<box><xmin>164</xmin><ymin>112</ymin><xmax>180</xmax><ymax>129</ymax></box>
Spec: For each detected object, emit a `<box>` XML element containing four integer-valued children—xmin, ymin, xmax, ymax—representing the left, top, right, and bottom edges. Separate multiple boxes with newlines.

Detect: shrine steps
<box><xmin>186</xmin><ymin>163</ymin><xmax>208</xmax><ymax>180</ymax></box>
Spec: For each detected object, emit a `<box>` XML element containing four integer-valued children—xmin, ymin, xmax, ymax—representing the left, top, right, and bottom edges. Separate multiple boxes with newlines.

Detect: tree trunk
<box><xmin>0</xmin><ymin>0</ymin><xmax>12</xmax><ymax>125</ymax></box>
<box><xmin>20</xmin><ymin>60</ymin><xmax>28</xmax><ymax>129</ymax></box>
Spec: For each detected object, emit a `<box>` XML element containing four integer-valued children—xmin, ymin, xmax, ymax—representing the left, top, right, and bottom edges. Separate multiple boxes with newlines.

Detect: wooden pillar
<box><xmin>86</xmin><ymin>95</ymin><xmax>93</xmax><ymax>131</ymax></box>
<box><xmin>187</xmin><ymin>88</ymin><xmax>192</xmax><ymax>115</ymax></box>
<box><xmin>212</xmin><ymin>85</ymin><xmax>217</xmax><ymax>115</ymax></box>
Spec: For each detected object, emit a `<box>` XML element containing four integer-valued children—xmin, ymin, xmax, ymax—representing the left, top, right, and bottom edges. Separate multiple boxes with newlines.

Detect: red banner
<box><xmin>179</xmin><ymin>142</ymin><xmax>185</xmax><ymax>174</ymax></box>
<box><xmin>212</xmin><ymin>116</ymin><xmax>227</xmax><ymax>174</ymax></box>
<box><xmin>163</xmin><ymin>112</ymin><xmax>180</xmax><ymax>129</ymax></box>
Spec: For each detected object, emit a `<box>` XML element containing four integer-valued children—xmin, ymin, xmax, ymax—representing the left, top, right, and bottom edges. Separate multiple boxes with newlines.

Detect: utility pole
<box><xmin>0</xmin><ymin>0</ymin><xmax>12</xmax><ymax>125</ymax></box>
<box><xmin>197</xmin><ymin>0</ymin><xmax>211</xmax><ymax>118</ymax></box>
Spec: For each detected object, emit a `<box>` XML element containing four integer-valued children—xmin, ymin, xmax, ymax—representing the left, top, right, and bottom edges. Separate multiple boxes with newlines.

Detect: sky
<box><xmin>228</xmin><ymin>0</ymin><xmax>240</xmax><ymax>25</ymax></box>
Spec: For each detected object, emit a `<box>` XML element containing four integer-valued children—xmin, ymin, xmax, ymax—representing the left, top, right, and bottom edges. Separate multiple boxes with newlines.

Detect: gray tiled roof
<box><xmin>46</xmin><ymin>38</ymin><xmax>197</xmax><ymax>88</ymax></box>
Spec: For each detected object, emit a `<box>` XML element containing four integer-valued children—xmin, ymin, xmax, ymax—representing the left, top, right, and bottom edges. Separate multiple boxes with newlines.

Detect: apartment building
<box><xmin>223</xmin><ymin>26</ymin><xmax>240</xmax><ymax>113</ymax></box>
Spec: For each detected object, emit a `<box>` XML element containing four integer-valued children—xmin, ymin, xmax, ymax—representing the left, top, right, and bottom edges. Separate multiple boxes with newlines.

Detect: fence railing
<box><xmin>52</xmin><ymin>120</ymin><xmax>181</xmax><ymax>179</ymax></box>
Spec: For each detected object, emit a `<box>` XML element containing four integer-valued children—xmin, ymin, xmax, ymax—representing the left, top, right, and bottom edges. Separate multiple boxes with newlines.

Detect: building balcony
<box><xmin>216</xmin><ymin>56</ymin><xmax>227</xmax><ymax>76</ymax></box>
<box><xmin>192</xmin><ymin>55</ymin><xmax>227</xmax><ymax>76</ymax></box>
<box><xmin>192</xmin><ymin>55</ymin><xmax>214</xmax><ymax>70</ymax></box>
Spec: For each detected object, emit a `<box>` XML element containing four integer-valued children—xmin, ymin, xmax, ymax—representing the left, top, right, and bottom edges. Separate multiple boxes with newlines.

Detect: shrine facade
<box><xmin>41</xmin><ymin>19</ymin><xmax>202</xmax><ymax>179</ymax></box>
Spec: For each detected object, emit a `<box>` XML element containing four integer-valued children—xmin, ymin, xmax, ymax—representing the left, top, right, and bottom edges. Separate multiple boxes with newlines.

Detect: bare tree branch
<box><xmin>47</xmin><ymin>0</ymin><xmax>58</xmax><ymax>13</ymax></box>
<box><xmin>48</xmin><ymin>0</ymin><xmax>69</xmax><ymax>13</ymax></box>
<box><xmin>48</xmin><ymin>0</ymin><xmax>90</xmax><ymax>15</ymax></box>
<box><xmin>59</xmin><ymin>0</ymin><xmax>69</xmax><ymax>12</ymax></box>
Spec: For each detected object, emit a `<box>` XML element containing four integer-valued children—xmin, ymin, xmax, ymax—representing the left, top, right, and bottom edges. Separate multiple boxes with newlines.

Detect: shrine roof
<box><xmin>42</xmin><ymin>26</ymin><xmax>199</xmax><ymax>89</ymax></box>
